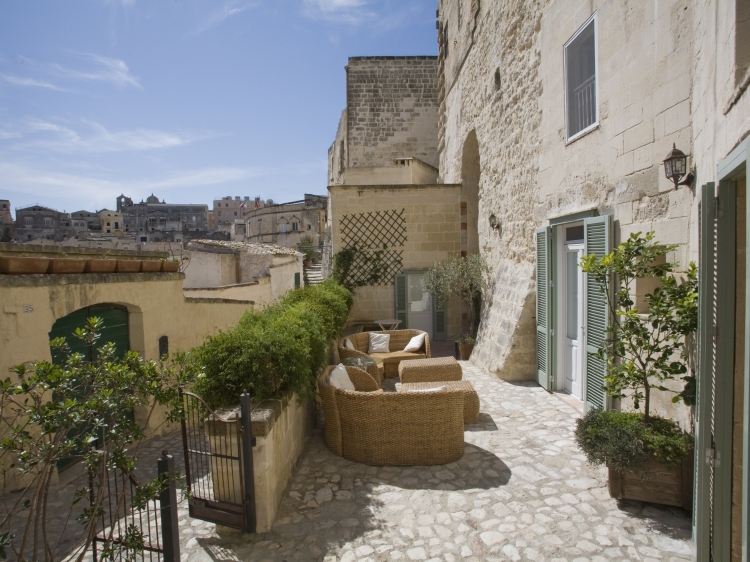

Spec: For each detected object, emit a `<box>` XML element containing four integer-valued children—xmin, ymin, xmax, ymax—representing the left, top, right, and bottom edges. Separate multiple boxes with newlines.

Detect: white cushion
<box><xmin>344</xmin><ymin>338</ymin><xmax>355</xmax><ymax>350</ymax></box>
<box><xmin>368</xmin><ymin>332</ymin><xmax>390</xmax><ymax>353</ymax></box>
<box><xmin>329</xmin><ymin>364</ymin><xmax>355</xmax><ymax>391</ymax></box>
<box><xmin>407</xmin><ymin>386</ymin><xmax>445</xmax><ymax>394</ymax></box>
<box><xmin>403</xmin><ymin>333</ymin><xmax>425</xmax><ymax>352</ymax></box>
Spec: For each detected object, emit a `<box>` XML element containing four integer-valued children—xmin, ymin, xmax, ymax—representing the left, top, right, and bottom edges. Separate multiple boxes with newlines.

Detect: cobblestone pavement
<box><xmin>176</xmin><ymin>362</ymin><xmax>692</xmax><ymax>562</ymax></box>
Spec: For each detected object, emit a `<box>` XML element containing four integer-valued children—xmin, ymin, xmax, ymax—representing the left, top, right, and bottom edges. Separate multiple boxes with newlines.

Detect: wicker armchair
<box><xmin>318</xmin><ymin>365</ymin><xmax>465</xmax><ymax>466</ymax></box>
<box><xmin>338</xmin><ymin>329</ymin><xmax>431</xmax><ymax>378</ymax></box>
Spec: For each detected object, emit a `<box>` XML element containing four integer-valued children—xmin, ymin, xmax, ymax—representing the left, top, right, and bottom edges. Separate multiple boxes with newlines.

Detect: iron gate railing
<box><xmin>179</xmin><ymin>390</ymin><xmax>256</xmax><ymax>533</ymax></box>
<box><xmin>89</xmin><ymin>452</ymin><xmax>180</xmax><ymax>562</ymax></box>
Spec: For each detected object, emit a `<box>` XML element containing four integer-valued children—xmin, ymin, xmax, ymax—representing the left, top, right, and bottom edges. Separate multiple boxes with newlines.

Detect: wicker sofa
<box><xmin>338</xmin><ymin>329</ymin><xmax>431</xmax><ymax>379</ymax></box>
<box><xmin>318</xmin><ymin>365</ymin><xmax>465</xmax><ymax>466</ymax></box>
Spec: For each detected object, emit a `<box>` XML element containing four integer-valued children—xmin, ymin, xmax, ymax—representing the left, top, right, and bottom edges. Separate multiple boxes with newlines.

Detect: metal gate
<box><xmin>179</xmin><ymin>390</ymin><xmax>256</xmax><ymax>533</ymax></box>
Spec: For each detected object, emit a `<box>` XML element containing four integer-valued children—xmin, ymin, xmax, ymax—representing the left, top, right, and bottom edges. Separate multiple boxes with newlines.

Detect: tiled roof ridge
<box><xmin>191</xmin><ymin>239</ymin><xmax>299</xmax><ymax>255</ymax></box>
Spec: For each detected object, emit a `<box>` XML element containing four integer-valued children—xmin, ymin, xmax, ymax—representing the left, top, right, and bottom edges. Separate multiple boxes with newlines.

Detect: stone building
<box><xmin>70</xmin><ymin>210</ymin><xmax>100</xmax><ymax>232</ymax></box>
<box><xmin>435</xmin><ymin>0</ymin><xmax>748</xmax><ymax>557</ymax></box>
<box><xmin>116</xmin><ymin>193</ymin><xmax>209</xmax><ymax>244</ymax></box>
<box><xmin>327</xmin><ymin>56</ymin><xmax>471</xmax><ymax>339</ymax></box>
<box><xmin>98</xmin><ymin>209</ymin><xmax>124</xmax><ymax>235</ymax></box>
<box><xmin>243</xmin><ymin>194</ymin><xmax>327</xmax><ymax>250</ymax></box>
<box><xmin>14</xmin><ymin>205</ymin><xmax>76</xmax><ymax>242</ymax></box>
<box><xmin>0</xmin><ymin>200</ymin><xmax>12</xmax><ymax>226</ymax></box>
<box><xmin>212</xmin><ymin>195</ymin><xmax>258</xmax><ymax>232</ymax></box>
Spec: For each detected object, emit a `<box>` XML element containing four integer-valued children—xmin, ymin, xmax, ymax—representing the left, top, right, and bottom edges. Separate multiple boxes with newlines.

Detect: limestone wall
<box><xmin>346</xmin><ymin>57</ymin><xmax>440</xmax><ymax>170</ymax></box>
<box><xmin>329</xmin><ymin>183</ymin><xmax>464</xmax><ymax>338</ymax></box>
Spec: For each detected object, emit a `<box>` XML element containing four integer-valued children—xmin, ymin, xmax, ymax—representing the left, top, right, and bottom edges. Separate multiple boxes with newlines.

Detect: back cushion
<box><xmin>369</xmin><ymin>332</ymin><xmax>390</xmax><ymax>353</ymax></box>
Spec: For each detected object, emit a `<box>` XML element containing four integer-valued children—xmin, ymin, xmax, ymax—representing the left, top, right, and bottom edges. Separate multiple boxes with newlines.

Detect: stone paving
<box><xmin>174</xmin><ymin>362</ymin><xmax>692</xmax><ymax>562</ymax></box>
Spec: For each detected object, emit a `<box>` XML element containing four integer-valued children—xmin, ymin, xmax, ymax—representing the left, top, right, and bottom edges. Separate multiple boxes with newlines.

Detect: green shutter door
<box><xmin>536</xmin><ymin>227</ymin><xmax>553</xmax><ymax>390</ymax></box>
<box><xmin>583</xmin><ymin>215</ymin><xmax>612</xmax><ymax>412</ymax></box>
<box><xmin>695</xmin><ymin>182</ymin><xmax>736</xmax><ymax>561</ymax></box>
<box><xmin>433</xmin><ymin>297</ymin><xmax>447</xmax><ymax>341</ymax></box>
<box><xmin>395</xmin><ymin>273</ymin><xmax>407</xmax><ymax>328</ymax></box>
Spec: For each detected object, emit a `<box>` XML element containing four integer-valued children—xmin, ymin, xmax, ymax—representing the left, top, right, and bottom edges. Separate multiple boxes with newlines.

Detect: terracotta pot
<box><xmin>115</xmin><ymin>260</ymin><xmax>141</xmax><ymax>273</ymax></box>
<box><xmin>84</xmin><ymin>259</ymin><xmax>117</xmax><ymax>273</ymax></box>
<box><xmin>458</xmin><ymin>343</ymin><xmax>475</xmax><ymax>360</ymax></box>
<box><xmin>608</xmin><ymin>447</ymin><xmax>694</xmax><ymax>510</ymax></box>
<box><xmin>140</xmin><ymin>260</ymin><xmax>161</xmax><ymax>273</ymax></box>
<box><xmin>48</xmin><ymin>258</ymin><xmax>86</xmax><ymax>274</ymax></box>
<box><xmin>303</xmin><ymin>259</ymin><xmax>312</xmax><ymax>268</ymax></box>
<box><xmin>161</xmin><ymin>261</ymin><xmax>180</xmax><ymax>272</ymax></box>
<box><xmin>0</xmin><ymin>256</ymin><xmax>50</xmax><ymax>274</ymax></box>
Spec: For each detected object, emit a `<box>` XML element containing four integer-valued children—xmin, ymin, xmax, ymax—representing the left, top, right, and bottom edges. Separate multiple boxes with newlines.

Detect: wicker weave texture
<box><xmin>338</xmin><ymin>330</ymin><xmax>431</xmax><ymax>379</ymax></box>
<box><xmin>318</xmin><ymin>365</ymin><xmax>382</xmax><ymax>456</ymax></box>
<box><xmin>398</xmin><ymin>356</ymin><xmax>463</xmax><ymax>383</ymax></box>
<box><xmin>399</xmin><ymin>381</ymin><xmax>480</xmax><ymax>424</ymax></box>
<box><xmin>335</xmin><ymin>389</ymin><xmax>465</xmax><ymax>466</ymax></box>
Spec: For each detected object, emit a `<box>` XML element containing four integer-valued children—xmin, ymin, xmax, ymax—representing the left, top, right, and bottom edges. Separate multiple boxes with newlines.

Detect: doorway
<box><xmin>407</xmin><ymin>272</ymin><xmax>433</xmax><ymax>338</ymax></box>
<box><xmin>558</xmin><ymin>224</ymin><xmax>584</xmax><ymax>400</ymax></box>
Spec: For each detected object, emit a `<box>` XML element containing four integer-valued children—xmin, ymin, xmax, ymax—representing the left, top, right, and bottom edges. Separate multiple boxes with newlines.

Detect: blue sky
<box><xmin>0</xmin><ymin>0</ymin><xmax>437</xmax><ymax>215</ymax></box>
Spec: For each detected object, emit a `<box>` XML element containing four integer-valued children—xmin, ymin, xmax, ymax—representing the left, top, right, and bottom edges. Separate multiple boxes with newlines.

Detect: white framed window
<box><xmin>280</xmin><ymin>222</ymin><xmax>287</xmax><ymax>233</ymax></box>
<box><xmin>564</xmin><ymin>13</ymin><xmax>598</xmax><ymax>141</ymax></box>
<box><xmin>44</xmin><ymin>218</ymin><xmax>52</xmax><ymax>227</ymax></box>
<box><xmin>292</xmin><ymin>222</ymin><xmax>298</xmax><ymax>232</ymax></box>
<box><xmin>25</xmin><ymin>217</ymin><xmax>32</xmax><ymax>226</ymax></box>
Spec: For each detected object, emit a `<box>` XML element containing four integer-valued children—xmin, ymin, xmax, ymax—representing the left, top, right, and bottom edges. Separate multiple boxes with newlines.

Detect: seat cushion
<box><xmin>369</xmin><ymin>351</ymin><xmax>426</xmax><ymax>364</ymax></box>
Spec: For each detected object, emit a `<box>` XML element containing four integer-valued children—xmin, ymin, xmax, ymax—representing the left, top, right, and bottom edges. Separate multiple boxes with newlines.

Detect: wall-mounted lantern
<box><xmin>663</xmin><ymin>143</ymin><xmax>695</xmax><ymax>188</ymax></box>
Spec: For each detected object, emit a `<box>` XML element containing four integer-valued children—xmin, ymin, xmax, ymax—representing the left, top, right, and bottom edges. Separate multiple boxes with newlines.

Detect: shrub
<box><xmin>575</xmin><ymin>408</ymin><xmax>693</xmax><ymax>470</ymax></box>
<box><xmin>193</xmin><ymin>280</ymin><xmax>352</xmax><ymax>408</ymax></box>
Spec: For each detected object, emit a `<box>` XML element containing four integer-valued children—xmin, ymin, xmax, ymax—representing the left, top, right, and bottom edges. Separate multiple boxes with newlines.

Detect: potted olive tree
<box><xmin>575</xmin><ymin>232</ymin><xmax>697</xmax><ymax>509</ymax></box>
<box><xmin>299</xmin><ymin>234</ymin><xmax>316</xmax><ymax>267</ymax></box>
<box><xmin>423</xmin><ymin>254</ymin><xmax>490</xmax><ymax>360</ymax></box>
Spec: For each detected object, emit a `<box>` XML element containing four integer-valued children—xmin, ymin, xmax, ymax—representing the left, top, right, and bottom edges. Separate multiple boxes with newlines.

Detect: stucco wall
<box><xmin>183</xmin><ymin>250</ymin><xmax>237</xmax><ymax>288</ymax></box>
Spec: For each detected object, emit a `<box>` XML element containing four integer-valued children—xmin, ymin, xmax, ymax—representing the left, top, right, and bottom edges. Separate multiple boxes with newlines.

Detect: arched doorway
<box><xmin>48</xmin><ymin>304</ymin><xmax>129</xmax><ymax>363</ymax></box>
<box><xmin>461</xmin><ymin>130</ymin><xmax>480</xmax><ymax>256</ymax></box>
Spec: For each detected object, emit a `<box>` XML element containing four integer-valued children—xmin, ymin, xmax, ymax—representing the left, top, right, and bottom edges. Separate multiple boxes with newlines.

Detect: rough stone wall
<box><xmin>347</xmin><ymin>57</ymin><xmax>440</xmax><ymax>169</ymax></box>
<box><xmin>439</xmin><ymin>0</ymin><xmax>696</xmax><ymax>407</ymax></box>
<box><xmin>328</xmin><ymin>109</ymin><xmax>347</xmax><ymax>186</ymax></box>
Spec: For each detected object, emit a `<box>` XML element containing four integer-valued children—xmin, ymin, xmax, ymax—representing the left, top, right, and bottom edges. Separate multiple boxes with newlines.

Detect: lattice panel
<box><xmin>340</xmin><ymin>209</ymin><xmax>407</xmax><ymax>249</ymax></box>
<box><xmin>345</xmin><ymin>249</ymin><xmax>403</xmax><ymax>287</ymax></box>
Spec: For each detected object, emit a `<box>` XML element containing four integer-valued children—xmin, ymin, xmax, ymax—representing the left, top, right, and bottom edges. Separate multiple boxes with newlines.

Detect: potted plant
<box><xmin>455</xmin><ymin>336</ymin><xmax>476</xmax><ymax>360</ymax></box>
<box><xmin>300</xmin><ymin>234</ymin><xmax>315</xmax><ymax>267</ymax></box>
<box><xmin>0</xmin><ymin>252</ymin><xmax>50</xmax><ymax>274</ymax></box>
<box><xmin>161</xmin><ymin>257</ymin><xmax>180</xmax><ymax>272</ymax></box>
<box><xmin>84</xmin><ymin>254</ymin><xmax>117</xmax><ymax>273</ymax></box>
<box><xmin>575</xmin><ymin>232</ymin><xmax>697</xmax><ymax>509</ymax></box>
<box><xmin>115</xmin><ymin>259</ymin><xmax>141</xmax><ymax>273</ymax></box>
<box><xmin>423</xmin><ymin>254</ymin><xmax>490</xmax><ymax>356</ymax></box>
<box><xmin>48</xmin><ymin>252</ymin><xmax>86</xmax><ymax>274</ymax></box>
<box><xmin>140</xmin><ymin>259</ymin><xmax>161</xmax><ymax>273</ymax></box>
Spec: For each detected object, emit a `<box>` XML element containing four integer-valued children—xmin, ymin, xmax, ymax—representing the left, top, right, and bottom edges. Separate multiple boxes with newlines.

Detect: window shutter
<box><xmin>583</xmin><ymin>215</ymin><xmax>612</xmax><ymax>412</ymax></box>
<box><xmin>536</xmin><ymin>227</ymin><xmax>553</xmax><ymax>390</ymax></box>
<box><xmin>433</xmin><ymin>297</ymin><xmax>447</xmax><ymax>341</ymax></box>
<box><xmin>394</xmin><ymin>273</ymin><xmax>408</xmax><ymax>328</ymax></box>
<box><xmin>294</xmin><ymin>272</ymin><xmax>300</xmax><ymax>288</ymax></box>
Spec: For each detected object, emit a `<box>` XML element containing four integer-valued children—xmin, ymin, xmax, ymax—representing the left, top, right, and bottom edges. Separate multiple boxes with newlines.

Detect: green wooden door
<box><xmin>49</xmin><ymin>305</ymin><xmax>130</xmax><ymax>469</ymax></box>
<box><xmin>433</xmin><ymin>298</ymin><xmax>447</xmax><ymax>341</ymax></box>
<box><xmin>536</xmin><ymin>226</ymin><xmax>554</xmax><ymax>390</ymax></box>
<box><xmin>583</xmin><ymin>215</ymin><xmax>612</xmax><ymax>412</ymax></box>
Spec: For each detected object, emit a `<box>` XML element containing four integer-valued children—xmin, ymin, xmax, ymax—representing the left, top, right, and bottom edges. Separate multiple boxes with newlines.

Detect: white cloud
<box><xmin>49</xmin><ymin>53</ymin><xmax>141</xmax><ymax>89</ymax></box>
<box><xmin>1</xmin><ymin>75</ymin><xmax>67</xmax><ymax>91</ymax></box>
<box><xmin>302</xmin><ymin>0</ymin><xmax>375</xmax><ymax>24</ymax></box>
<box><xmin>7</xmin><ymin>119</ymin><xmax>211</xmax><ymax>154</ymax></box>
<box><xmin>0</xmin><ymin>162</ymin><xmax>270</xmax><ymax>208</ymax></box>
<box><xmin>196</xmin><ymin>1</ymin><xmax>257</xmax><ymax>33</ymax></box>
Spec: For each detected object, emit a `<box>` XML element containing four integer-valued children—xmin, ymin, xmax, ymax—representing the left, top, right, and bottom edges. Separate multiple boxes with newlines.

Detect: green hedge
<box><xmin>193</xmin><ymin>280</ymin><xmax>352</xmax><ymax>408</ymax></box>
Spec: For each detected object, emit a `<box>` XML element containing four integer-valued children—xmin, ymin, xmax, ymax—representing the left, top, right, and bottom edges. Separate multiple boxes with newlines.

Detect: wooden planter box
<box><xmin>140</xmin><ymin>260</ymin><xmax>161</xmax><ymax>273</ymax></box>
<box><xmin>608</xmin><ymin>447</ymin><xmax>694</xmax><ymax>510</ymax></box>
<box><xmin>458</xmin><ymin>343</ymin><xmax>475</xmax><ymax>360</ymax></box>
<box><xmin>48</xmin><ymin>258</ymin><xmax>86</xmax><ymax>274</ymax></box>
<box><xmin>84</xmin><ymin>259</ymin><xmax>117</xmax><ymax>273</ymax></box>
<box><xmin>161</xmin><ymin>261</ymin><xmax>180</xmax><ymax>272</ymax></box>
<box><xmin>115</xmin><ymin>260</ymin><xmax>141</xmax><ymax>273</ymax></box>
<box><xmin>0</xmin><ymin>256</ymin><xmax>50</xmax><ymax>274</ymax></box>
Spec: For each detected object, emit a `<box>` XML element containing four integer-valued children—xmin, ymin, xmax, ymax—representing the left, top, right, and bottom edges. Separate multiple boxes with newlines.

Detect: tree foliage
<box><xmin>579</xmin><ymin>231</ymin><xmax>698</xmax><ymax>423</ymax></box>
<box><xmin>0</xmin><ymin>317</ymin><xmax>195</xmax><ymax>561</ymax></box>
<box><xmin>423</xmin><ymin>254</ymin><xmax>491</xmax><ymax>337</ymax></box>
<box><xmin>331</xmin><ymin>243</ymin><xmax>388</xmax><ymax>293</ymax></box>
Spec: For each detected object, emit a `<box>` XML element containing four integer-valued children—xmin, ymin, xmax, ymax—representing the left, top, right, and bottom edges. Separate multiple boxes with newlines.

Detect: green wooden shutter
<box><xmin>695</xmin><ymin>181</ymin><xmax>736</xmax><ymax>561</ymax></box>
<box><xmin>294</xmin><ymin>272</ymin><xmax>300</xmax><ymax>288</ymax></box>
<box><xmin>395</xmin><ymin>273</ymin><xmax>407</xmax><ymax>328</ymax></box>
<box><xmin>536</xmin><ymin>227</ymin><xmax>553</xmax><ymax>390</ymax></box>
<box><xmin>433</xmin><ymin>297</ymin><xmax>447</xmax><ymax>341</ymax></box>
<box><xmin>583</xmin><ymin>215</ymin><xmax>612</xmax><ymax>412</ymax></box>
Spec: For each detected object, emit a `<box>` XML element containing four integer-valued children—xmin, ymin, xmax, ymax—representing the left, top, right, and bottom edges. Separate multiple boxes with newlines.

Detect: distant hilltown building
<box><xmin>14</xmin><ymin>205</ymin><xmax>76</xmax><ymax>242</ymax></box>
<box><xmin>71</xmin><ymin>210</ymin><xmax>100</xmax><ymax>232</ymax></box>
<box><xmin>116</xmin><ymin>193</ymin><xmax>209</xmax><ymax>244</ymax></box>
<box><xmin>0</xmin><ymin>200</ymin><xmax>12</xmax><ymax>226</ymax></box>
<box><xmin>241</xmin><ymin>194</ymin><xmax>327</xmax><ymax>249</ymax></box>
<box><xmin>212</xmin><ymin>195</ymin><xmax>262</xmax><ymax>232</ymax></box>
